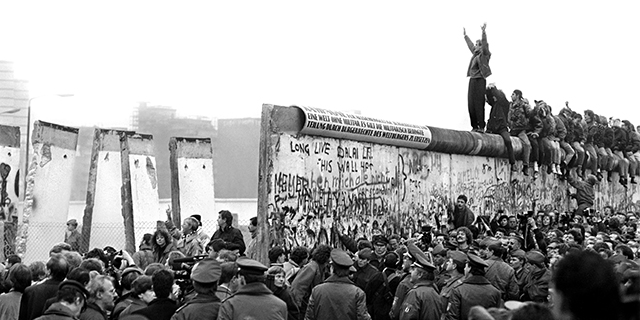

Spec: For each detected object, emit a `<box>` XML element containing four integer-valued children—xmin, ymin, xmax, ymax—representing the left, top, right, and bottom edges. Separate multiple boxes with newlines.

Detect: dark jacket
<box><xmin>573</xmin><ymin>121</ymin><xmax>586</xmax><ymax>143</ymax></box>
<box><xmin>132</xmin><ymin>244</ymin><xmax>154</xmax><ymax>270</ymax></box>
<box><xmin>485</xmin><ymin>86</ymin><xmax>510</xmax><ymax>134</ymax></box>
<box><xmin>389</xmin><ymin>275</ymin><xmax>413</xmax><ymax>320</ymax></box>
<box><xmin>452</xmin><ymin>206</ymin><xmax>475</xmax><ymax>229</ymax></box>
<box><xmin>613</xmin><ymin>126</ymin><xmax>628</xmax><ymax>152</ymax></box>
<box><xmin>558</xmin><ymin>109</ymin><xmax>574</xmax><ymax>142</ymax></box>
<box><xmin>153</xmin><ymin>240</ymin><xmax>178</xmax><ymax>264</ymax></box>
<box><xmin>271</xmin><ymin>285</ymin><xmax>300</xmax><ymax>320</ymax></box>
<box><xmin>445</xmin><ymin>275</ymin><xmax>502</xmax><ymax>320</ymax></box>
<box><xmin>629</xmin><ymin>131</ymin><xmax>640</xmax><ymax>153</ymax></box>
<box><xmin>539</xmin><ymin>111</ymin><xmax>556</xmax><ymax>139</ymax></box>
<box><xmin>34</xmin><ymin>303</ymin><xmax>77</xmax><ymax>320</ymax></box>
<box><xmin>553</xmin><ymin>115</ymin><xmax>567</xmax><ymax>141</ymax></box>
<box><xmin>508</xmin><ymin>100</ymin><xmax>531</xmax><ymax>133</ymax></box>
<box><xmin>568</xmin><ymin>177</ymin><xmax>595</xmax><ymax>207</ymax></box>
<box><xmin>212</xmin><ymin>226</ymin><xmax>246</xmax><ymax>255</ymax></box>
<box><xmin>304</xmin><ymin>275</ymin><xmax>371</xmax><ymax>320</ymax></box>
<box><xmin>218</xmin><ymin>282</ymin><xmax>287</xmax><ymax>320</ymax></box>
<box><xmin>521</xmin><ymin>264</ymin><xmax>551</xmax><ymax>303</ymax></box>
<box><xmin>364</xmin><ymin>268</ymin><xmax>401</xmax><ymax>320</ymax></box>
<box><xmin>603</xmin><ymin>126</ymin><xmax>615</xmax><ymax>149</ymax></box>
<box><xmin>399</xmin><ymin>280</ymin><xmax>444</xmax><ymax>320</ymax></box>
<box><xmin>171</xmin><ymin>293</ymin><xmax>221</xmax><ymax>320</ymax></box>
<box><xmin>20</xmin><ymin>278</ymin><xmax>63</xmax><ymax>320</ymax></box>
<box><xmin>484</xmin><ymin>257</ymin><xmax>519</xmax><ymax>300</ymax></box>
<box><xmin>132</xmin><ymin>298</ymin><xmax>178</xmax><ymax>320</ymax></box>
<box><xmin>290</xmin><ymin>260</ymin><xmax>326</xmax><ymax>315</ymax></box>
<box><xmin>464</xmin><ymin>30</ymin><xmax>491</xmax><ymax>78</ymax></box>
<box><xmin>64</xmin><ymin>230</ymin><xmax>82</xmax><ymax>252</ymax></box>
<box><xmin>586</xmin><ymin>122</ymin><xmax>601</xmax><ymax>146</ymax></box>
<box><xmin>78</xmin><ymin>303</ymin><xmax>107</xmax><ymax>320</ymax></box>
<box><xmin>353</xmin><ymin>263</ymin><xmax>381</xmax><ymax>292</ymax></box>
<box><xmin>526</xmin><ymin>108</ymin><xmax>543</xmax><ymax>135</ymax></box>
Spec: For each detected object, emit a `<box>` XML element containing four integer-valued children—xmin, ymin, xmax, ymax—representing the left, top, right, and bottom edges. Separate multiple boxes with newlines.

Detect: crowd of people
<box><xmin>0</xmin><ymin>201</ymin><xmax>636</xmax><ymax>320</ymax></box>
<box><xmin>466</xmin><ymin>23</ymin><xmax>640</xmax><ymax>185</ymax></box>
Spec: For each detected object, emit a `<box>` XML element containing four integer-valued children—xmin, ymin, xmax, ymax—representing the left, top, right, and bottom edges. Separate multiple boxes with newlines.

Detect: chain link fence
<box><xmin>16</xmin><ymin>218</ymin><xmax>251</xmax><ymax>264</ymax></box>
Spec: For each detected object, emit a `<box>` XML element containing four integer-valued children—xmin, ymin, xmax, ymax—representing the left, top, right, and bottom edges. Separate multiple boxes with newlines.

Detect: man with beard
<box><xmin>399</xmin><ymin>249</ymin><xmax>444</xmax><ymax>320</ymax></box>
<box><xmin>451</xmin><ymin>195</ymin><xmax>475</xmax><ymax>229</ymax></box>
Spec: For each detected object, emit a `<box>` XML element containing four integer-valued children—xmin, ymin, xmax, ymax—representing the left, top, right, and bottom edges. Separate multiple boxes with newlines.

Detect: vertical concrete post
<box><xmin>169</xmin><ymin>137</ymin><xmax>214</xmax><ymax>227</ymax></box>
<box><xmin>126</xmin><ymin>133</ymin><xmax>161</xmax><ymax>251</ymax></box>
<box><xmin>256</xmin><ymin>104</ymin><xmax>273</xmax><ymax>265</ymax></box>
<box><xmin>0</xmin><ymin>125</ymin><xmax>21</xmax><ymax>262</ymax></box>
<box><xmin>18</xmin><ymin>121</ymin><xmax>78</xmax><ymax>263</ymax></box>
<box><xmin>119</xmin><ymin>132</ymin><xmax>136</xmax><ymax>254</ymax></box>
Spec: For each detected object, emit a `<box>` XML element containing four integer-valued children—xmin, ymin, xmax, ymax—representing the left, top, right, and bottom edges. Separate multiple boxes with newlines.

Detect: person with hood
<box><xmin>509</xmin><ymin>89</ymin><xmax>533</xmax><ymax>175</ymax></box>
<box><xmin>152</xmin><ymin>229</ymin><xmax>177</xmax><ymax>265</ymax></box>
<box><xmin>485</xmin><ymin>83</ymin><xmax>517</xmax><ymax>172</ymax></box>
<box><xmin>464</xmin><ymin>23</ymin><xmax>491</xmax><ymax>133</ymax></box>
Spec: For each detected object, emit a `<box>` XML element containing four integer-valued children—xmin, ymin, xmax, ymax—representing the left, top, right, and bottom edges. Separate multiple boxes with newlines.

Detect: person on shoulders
<box><xmin>210</xmin><ymin>211</ymin><xmax>246</xmax><ymax>256</ymax></box>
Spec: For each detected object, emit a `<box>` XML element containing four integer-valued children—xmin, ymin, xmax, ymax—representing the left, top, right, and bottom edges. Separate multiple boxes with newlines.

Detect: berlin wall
<box><xmin>0</xmin><ymin>125</ymin><xmax>20</xmax><ymax>262</ymax></box>
<box><xmin>19</xmin><ymin>121</ymin><xmax>79</xmax><ymax>263</ymax></box>
<box><xmin>256</xmin><ymin>104</ymin><xmax>639</xmax><ymax>264</ymax></box>
<box><xmin>169</xmin><ymin>137</ymin><xmax>214</xmax><ymax>227</ymax></box>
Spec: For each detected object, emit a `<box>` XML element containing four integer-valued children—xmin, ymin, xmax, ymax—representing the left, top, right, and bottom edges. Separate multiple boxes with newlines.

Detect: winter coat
<box><xmin>539</xmin><ymin>112</ymin><xmax>556</xmax><ymax>139</ymax></box>
<box><xmin>132</xmin><ymin>298</ymin><xmax>178</xmax><ymax>320</ymax></box>
<box><xmin>79</xmin><ymin>303</ymin><xmax>107</xmax><ymax>320</ymax></box>
<box><xmin>521</xmin><ymin>265</ymin><xmax>551</xmax><ymax>303</ymax></box>
<box><xmin>389</xmin><ymin>276</ymin><xmax>413</xmax><ymax>320</ymax></box>
<box><xmin>34</xmin><ymin>303</ymin><xmax>77</xmax><ymax>320</ymax></box>
<box><xmin>558</xmin><ymin>109</ymin><xmax>574</xmax><ymax>142</ymax></box>
<box><xmin>613</xmin><ymin>126</ymin><xmax>628</xmax><ymax>152</ymax></box>
<box><xmin>553</xmin><ymin>115</ymin><xmax>567</xmax><ymax>141</ymax></box>
<box><xmin>177</xmin><ymin>232</ymin><xmax>204</xmax><ymax>257</ymax></box>
<box><xmin>171</xmin><ymin>293</ymin><xmax>221</xmax><ymax>320</ymax></box>
<box><xmin>586</xmin><ymin>122</ymin><xmax>601</xmax><ymax>146</ymax></box>
<box><xmin>573</xmin><ymin>121</ymin><xmax>586</xmax><ymax>143</ymax></box>
<box><xmin>509</xmin><ymin>99</ymin><xmax>532</xmax><ymax>133</ymax></box>
<box><xmin>153</xmin><ymin>239</ymin><xmax>178</xmax><ymax>264</ymax></box>
<box><xmin>629</xmin><ymin>131</ymin><xmax>640</xmax><ymax>153</ymax></box>
<box><xmin>219</xmin><ymin>282</ymin><xmax>287</xmax><ymax>320</ymax></box>
<box><xmin>465</xmin><ymin>30</ymin><xmax>491</xmax><ymax>78</ymax></box>
<box><xmin>603</xmin><ymin>126</ymin><xmax>615</xmax><ymax>149</ymax></box>
<box><xmin>399</xmin><ymin>280</ymin><xmax>444</xmax><ymax>320</ymax></box>
<box><xmin>132</xmin><ymin>244</ymin><xmax>154</xmax><ymax>270</ymax></box>
<box><xmin>290</xmin><ymin>260</ymin><xmax>326</xmax><ymax>315</ymax></box>
<box><xmin>485</xmin><ymin>86</ymin><xmax>510</xmax><ymax>134</ymax></box>
<box><xmin>272</xmin><ymin>286</ymin><xmax>300</xmax><ymax>320</ymax></box>
<box><xmin>19</xmin><ymin>278</ymin><xmax>63</xmax><ymax>320</ymax></box>
<box><xmin>526</xmin><ymin>108</ymin><xmax>543</xmax><ymax>135</ymax></box>
<box><xmin>484</xmin><ymin>257</ymin><xmax>519</xmax><ymax>300</ymax></box>
<box><xmin>568</xmin><ymin>176</ymin><xmax>595</xmax><ymax>207</ymax></box>
<box><xmin>64</xmin><ymin>230</ymin><xmax>82</xmax><ymax>253</ymax></box>
<box><xmin>304</xmin><ymin>275</ymin><xmax>371</xmax><ymax>320</ymax></box>
<box><xmin>452</xmin><ymin>206</ymin><xmax>475</xmax><ymax>229</ymax></box>
<box><xmin>364</xmin><ymin>268</ymin><xmax>401</xmax><ymax>320</ymax></box>
<box><xmin>212</xmin><ymin>226</ymin><xmax>246</xmax><ymax>255</ymax></box>
<box><xmin>445</xmin><ymin>275</ymin><xmax>502</xmax><ymax>320</ymax></box>
<box><xmin>353</xmin><ymin>263</ymin><xmax>381</xmax><ymax>292</ymax></box>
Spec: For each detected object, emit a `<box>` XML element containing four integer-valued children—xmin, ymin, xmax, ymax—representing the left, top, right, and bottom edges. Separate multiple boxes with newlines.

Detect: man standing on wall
<box><xmin>450</xmin><ymin>195</ymin><xmax>475</xmax><ymax>229</ymax></box>
<box><xmin>464</xmin><ymin>23</ymin><xmax>491</xmax><ymax>133</ymax></box>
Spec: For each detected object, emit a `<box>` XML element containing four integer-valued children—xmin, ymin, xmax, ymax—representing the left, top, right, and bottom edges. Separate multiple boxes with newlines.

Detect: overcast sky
<box><xmin>2</xmin><ymin>1</ymin><xmax>639</xmax><ymax>130</ymax></box>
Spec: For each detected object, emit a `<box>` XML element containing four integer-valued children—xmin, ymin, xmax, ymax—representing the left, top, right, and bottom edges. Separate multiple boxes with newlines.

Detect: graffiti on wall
<box><xmin>0</xmin><ymin>158</ymin><xmax>20</xmax><ymax>258</ymax></box>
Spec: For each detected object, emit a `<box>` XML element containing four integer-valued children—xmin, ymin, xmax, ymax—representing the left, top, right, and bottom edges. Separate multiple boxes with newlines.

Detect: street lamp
<box><xmin>24</xmin><ymin>94</ymin><xmax>75</xmax><ymax>195</ymax></box>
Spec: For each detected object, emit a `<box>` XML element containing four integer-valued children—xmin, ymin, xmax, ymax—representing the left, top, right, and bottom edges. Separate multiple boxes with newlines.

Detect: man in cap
<box><xmin>521</xmin><ymin>250</ymin><xmax>550</xmax><ymax>303</ymax></box>
<box><xmin>353</xmin><ymin>248</ymin><xmax>381</xmax><ymax>292</ymax></box>
<box><xmin>398</xmin><ymin>252</ymin><xmax>444</xmax><ymax>320</ymax></box>
<box><xmin>172</xmin><ymin>259</ymin><xmax>223</xmax><ymax>320</ymax></box>
<box><xmin>64</xmin><ymin>219</ymin><xmax>81</xmax><ymax>252</ymax></box>
<box><xmin>371</xmin><ymin>235</ymin><xmax>389</xmax><ymax>271</ymax></box>
<box><xmin>218</xmin><ymin>258</ymin><xmax>287</xmax><ymax>320</ymax></box>
<box><xmin>304</xmin><ymin>249</ymin><xmax>370</xmax><ymax>320</ymax></box>
<box><xmin>439</xmin><ymin>251</ymin><xmax>467</xmax><ymax>305</ymax></box>
<box><xmin>445</xmin><ymin>253</ymin><xmax>502</xmax><ymax>320</ymax></box>
<box><xmin>484</xmin><ymin>242</ymin><xmax>519</xmax><ymax>300</ymax></box>
<box><xmin>36</xmin><ymin>280</ymin><xmax>89</xmax><ymax>320</ymax></box>
<box><xmin>431</xmin><ymin>244</ymin><xmax>449</xmax><ymax>285</ymax></box>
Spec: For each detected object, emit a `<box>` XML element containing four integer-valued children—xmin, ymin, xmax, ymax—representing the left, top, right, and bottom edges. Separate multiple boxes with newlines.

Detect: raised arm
<box><xmin>481</xmin><ymin>23</ymin><xmax>490</xmax><ymax>55</ymax></box>
<box><xmin>464</xmin><ymin>27</ymin><xmax>475</xmax><ymax>53</ymax></box>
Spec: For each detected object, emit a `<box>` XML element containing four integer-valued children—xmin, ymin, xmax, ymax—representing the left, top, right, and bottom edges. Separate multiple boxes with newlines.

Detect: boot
<box><xmin>547</xmin><ymin>165</ymin><xmax>553</xmax><ymax>175</ymax></box>
<box><xmin>632</xmin><ymin>177</ymin><xmax>637</xmax><ymax>184</ymax></box>
<box><xmin>522</xmin><ymin>165</ymin><xmax>530</xmax><ymax>176</ymax></box>
<box><xmin>577</xmin><ymin>166</ymin><xmax>584</xmax><ymax>178</ymax></box>
<box><xmin>533</xmin><ymin>162</ymin><xmax>539</xmax><ymax>173</ymax></box>
<box><xmin>511</xmin><ymin>164</ymin><xmax>518</xmax><ymax>173</ymax></box>
<box><xmin>620</xmin><ymin>176</ymin><xmax>628</xmax><ymax>188</ymax></box>
<box><xmin>607</xmin><ymin>171</ymin><xmax>613</xmax><ymax>183</ymax></box>
<box><xmin>596</xmin><ymin>170</ymin><xmax>603</xmax><ymax>181</ymax></box>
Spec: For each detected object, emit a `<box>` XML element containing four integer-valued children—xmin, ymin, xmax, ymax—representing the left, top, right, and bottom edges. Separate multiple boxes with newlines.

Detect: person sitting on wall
<box><xmin>210</xmin><ymin>210</ymin><xmax>246</xmax><ymax>256</ymax></box>
<box><xmin>450</xmin><ymin>195</ymin><xmax>475</xmax><ymax>229</ymax></box>
<box><xmin>485</xmin><ymin>83</ymin><xmax>517</xmax><ymax>173</ymax></box>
